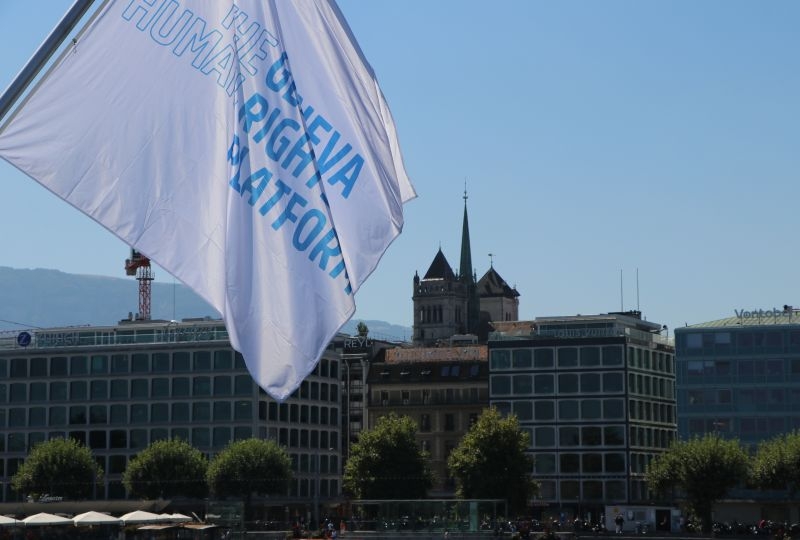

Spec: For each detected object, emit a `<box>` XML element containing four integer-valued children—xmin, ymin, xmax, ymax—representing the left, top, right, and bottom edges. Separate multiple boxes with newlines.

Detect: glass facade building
<box><xmin>488</xmin><ymin>312</ymin><xmax>676</xmax><ymax>513</ymax></box>
<box><xmin>0</xmin><ymin>319</ymin><xmax>342</xmax><ymax>508</ymax></box>
<box><xmin>675</xmin><ymin>311</ymin><xmax>800</xmax><ymax>447</ymax></box>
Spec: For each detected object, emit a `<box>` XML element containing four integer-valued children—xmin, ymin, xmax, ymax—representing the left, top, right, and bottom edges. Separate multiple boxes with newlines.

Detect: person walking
<box><xmin>615</xmin><ymin>514</ymin><xmax>625</xmax><ymax>534</ymax></box>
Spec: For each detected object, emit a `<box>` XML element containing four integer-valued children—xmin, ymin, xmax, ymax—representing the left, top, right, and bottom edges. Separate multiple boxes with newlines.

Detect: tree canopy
<box><xmin>447</xmin><ymin>407</ymin><xmax>535</xmax><ymax>514</ymax></box>
<box><xmin>343</xmin><ymin>413</ymin><xmax>432</xmax><ymax>499</ymax></box>
<box><xmin>122</xmin><ymin>438</ymin><xmax>208</xmax><ymax>499</ymax></box>
<box><xmin>11</xmin><ymin>438</ymin><xmax>103</xmax><ymax>500</ymax></box>
<box><xmin>207</xmin><ymin>438</ymin><xmax>292</xmax><ymax>501</ymax></box>
<box><xmin>646</xmin><ymin>434</ymin><xmax>749</xmax><ymax>531</ymax></box>
<box><xmin>751</xmin><ymin>430</ymin><xmax>800</xmax><ymax>495</ymax></box>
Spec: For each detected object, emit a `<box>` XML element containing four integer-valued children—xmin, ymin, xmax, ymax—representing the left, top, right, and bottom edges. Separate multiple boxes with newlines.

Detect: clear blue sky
<box><xmin>1</xmin><ymin>1</ymin><xmax>798</xmax><ymax>338</ymax></box>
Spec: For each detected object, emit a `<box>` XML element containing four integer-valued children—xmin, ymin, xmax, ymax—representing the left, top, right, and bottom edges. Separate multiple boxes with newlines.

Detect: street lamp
<box><xmin>314</xmin><ymin>447</ymin><xmax>335</xmax><ymax>531</ymax></box>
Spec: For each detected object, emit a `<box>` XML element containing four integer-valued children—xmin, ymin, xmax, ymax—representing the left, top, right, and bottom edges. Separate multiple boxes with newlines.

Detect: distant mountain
<box><xmin>0</xmin><ymin>266</ymin><xmax>411</xmax><ymax>342</ymax></box>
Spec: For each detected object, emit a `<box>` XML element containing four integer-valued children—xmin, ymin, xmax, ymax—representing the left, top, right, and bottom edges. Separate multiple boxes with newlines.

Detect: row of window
<box><xmin>0</xmin><ymin>378</ymin><xmax>339</xmax><ymax>405</ymax></box>
<box><xmin>494</xmin><ymin>398</ymin><xmax>625</xmax><ymax>422</ymax></box>
<box><xmin>628</xmin><ymin>373</ymin><xmax>674</xmax><ymax>400</ymax></box>
<box><xmin>491</xmin><ymin>372</ymin><xmax>624</xmax><ymax>396</ymax></box>
<box><xmin>683</xmin><ymin>387</ymin><xmax>800</xmax><ymax>406</ymax></box>
<box><xmin>627</xmin><ymin>347</ymin><xmax>674</xmax><ymax>374</ymax></box>
<box><xmin>0</xmin><ymin>353</ymin><xmax>340</xmax><ymax>380</ymax></box>
<box><xmin>490</xmin><ymin>346</ymin><xmax>624</xmax><ymax>371</ymax></box>
<box><xmin>629</xmin><ymin>399</ymin><xmax>675</xmax><ymax>424</ymax></box>
<box><xmin>629</xmin><ymin>425</ymin><xmax>675</xmax><ymax>449</ymax></box>
<box><xmin>535</xmin><ymin>479</ymin><xmax>627</xmax><ymax>502</ymax></box>
<box><xmin>682</xmin><ymin>358</ymin><xmax>800</xmax><ymax>378</ymax></box>
<box><xmin>0</xmin><ymin>401</ymin><xmax>340</xmax><ymax>429</ymax></box>
<box><xmin>679</xmin><ymin>330</ymin><xmax>800</xmax><ymax>354</ymax></box>
<box><xmin>521</xmin><ymin>424</ymin><xmax>626</xmax><ymax>449</ymax></box>
<box><xmin>684</xmin><ymin>416</ymin><xmax>800</xmax><ymax>436</ymax></box>
<box><xmin>533</xmin><ymin>452</ymin><xmax>626</xmax><ymax>475</ymax></box>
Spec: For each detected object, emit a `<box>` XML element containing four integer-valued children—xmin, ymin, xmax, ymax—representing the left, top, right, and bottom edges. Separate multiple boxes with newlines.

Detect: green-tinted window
<box><xmin>70</xmin><ymin>356</ymin><xmax>88</xmax><ymax>375</ymax></box>
<box><xmin>30</xmin><ymin>357</ymin><xmax>47</xmax><ymax>377</ymax></box>
<box><xmin>559</xmin><ymin>426</ymin><xmax>580</xmax><ymax>447</ymax></box>
<box><xmin>580</xmin><ymin>347</ymin><xmax>600</xmax><ymax>367</ymax></box>
<box><xmin>130</xmin><ymin>404</ymin><xmax>148</xmax><ymax>424</ymax></box>
<box><xmin>603</xmin><ymin>399</ymin><xmax>624</xmax><ymax>419</ymax></box>
<box><xmin>131</xmin><ymin>379</ymin><xmax>148</xmax><ymax>398</ymax></box>
<box><xmin>151</xmin><ymin>378</ymin><xmax>169</xmax><ymax>397</ymax></box>
<box><xmin>560</xmin><ymin>454</ymin><xmax>580</xmax><ymax>474</ymax></box>
<box><xmin>109</xmin><ymin>455</ymin><xmax>127</xmax><ymax>474</ymax></box>
<box><xmin>513</xmin><ymin>374</ymin><xmax>532</xmax><ymax>395</ymax></box>
<box><xmin>234</xmin><ymin>401</ymin><xmax>252</xmax><ymax>421</ymax></box>
<box><xmin>213</xmin><ymin>427</ymin><xmax>231</xmax><ymax>448</ymax></box>
<box><xmin>50</xmin><ymin>382</ymin><xmax>67</xmax><ymax>401</ymax></box>
<box><xmin>151</xmin><ymin>428</ymin><xmax>169</xmax><ymax>443</ymax></box>
<box><xmin>50</xmin><ymin>406</ymin><xmax>67</xmax><ymax>426</ymax></box>
<box><xmin>8</xmin><ymin>433</ymin><xmax>25</xmax><ymax>452</ymax></box>
<box><xmin>535</xmin><ymin>453</ymin><xmax>556</xmax><ymax>474</ymax></box>
<box><xmin>558</xmin><ymin>373</ymin><xmax>578</xmax><ymax>393</ymax></box>
<box><xmin>152</xmin><ymin>352</ymin><xmax>170</xmax><ymax>372</ymax></box>
<box><xmin>603</xmin><ymin>372</ymin><xmax>624</xmax><ymax>393</ymax></box>
<box><xmin>214</xmin><ymin>350</ymin><xmax>233</xmax><ymax>370</ymax></box>
<box><xmin>89</xmin><ymin>405</ymin><xmax>107</xmax><ymax>424</ymax></box>
<box><xmin>192</xmin><ymin>428</ymin><xmax>210</xmax><ymax>447</ymax></box>
<box><xmin>558</xmin><ymin>400</ymin><xmax>579</xmax><ymax>420</ymax></box>
<box><xmin>491</xmin><ymin>375</ymin><xmax>511</xmax><ymax>395</ymax></box>
<box><xmin>110</xmin><ymin>380</ymin><xmax>128</xmax><ymax>399</ymax></box>
<box><xmin>234</xmin><ymin>426</ymin><xmax>252</xmax><ymax>440</ymax></box>
<box><xmin>91</xmin><ymin>355</ymin><xmax>109</xmax><ymax>374</ymax></box>
<box><xmin>111</xmin><ymin>354</ymin><xmax>128</xmax><ymax>373</ymax></box>
<box><xmin>605</xmin><ymin>453</ymin><xmax>626</xmax><ymax>472</ymax></box>
<box><xmin>512</xmin><ymin>401</ymin><xmax>532</xmax><ymax>421</ymax></box>
<box><xmin>193</xmin><ymin>351</ymin><xmax>211</xmax><ymax>370</ymax></box>
<box><xmin>151</xmin><ymin>403</ymin><xmax>168</xmax><ymax>422</ymax></box>
<box><xmin>29</xmin><ymin>407</ymin><xmax>46</xmax><ymax>427</ymax></box>
<box><xmin>172</xmin><ymin>403</ymin><xmax>190</xmax><ymax>422</ymax></box>
<box><xmin>69</xmin><ymin>406</ymin><xmax>87</xmax><ymax>425</ymax></box>
<box><xmin>173</xmin><ymin>352</ymin><xmax>190</xmax><ymax>371</ymax></box>
<box><xmin>490</xmin><ymin>349</ymin><xmax>511</xmax><ymax>370</ymax></box>
<box><xmin>172</xmin><ymin>377</ymin><xmax>190</xmax><ymax>397</ymax></box>
<box><xmin>534</xmin><ymin>348</ymin><xmax>554</xmax><ymax>368</ymax></box>
<box><xmin>130</xmin><ymin>429</ymin><xmax>148</xmax><ymax>449</ymax></box>
<box><xmin>580</xmin><ymin>373</ymin><xmax>601</xmax><ymax>393</ymax></box>
<box><xmin>10</xmin><ymin>358</ymin><xmax>27</xmax><ymax>378</ymax></box>
<box><xmin>131</xmin><ymin>353</ymin><xmax>149</xmax><ymax>372</ymax></box>
<box><xmin>604</xmin><ymin>426</ymin><xmax>625</xmax><ymax>446</ymax></box>
<box><xmin>582</xmin><ymin>426</ymin><xmax>602</xmax><ymax>446</ymax></box>
<box><xmin>234</xmin><ymin>352</ymin><xmax>246</xmax><ymax>370</ymax></box>
<box><xmin>534</xmin><ymin>427</ymin><xmax>555</xmax><ymax>447</ymax></box>
<box><xmin>213</xmin><ymin>401</ymin><xmax>231</xmax><ymax>421</ymax></box>
<box><xmin>583</xmin><ymin>453</ymin><xmax>603</xmax><ymax>473</ymax></box>
<box><xmin>9</xmin><ymin>383</ymin><xmax>26</xmax><ymax>403</ymax></box>
<box><xmin>581</xmin><ymin>399</ymin><xmax>602</xmax><ymax>420</ymax></box>
<box><xmin>110</xmin><ymin>404</ymin><xmax>127</xmax><ymax>423</ymax></box>
<box><xmin>90</xmin><ymin>380</ymin><xmax>108</xmax><ymax>400</ymax></box>
<box><xmin>234</xmin><ymin>375</ymin><xmax>252</xmax><ymax>395</ymax></box>
<box><xmin>50</xmin><ymin>356</ymin><xmax>67</xmax><ymax>376</ymax></box>
<box><xmin>193</xmin><ymin>402</ymin><xmax>211</xmax><ymax>421</ymax></box>
<box><xmin>110</xmin><ymin>430</ymin><xmax>127</xmax><ymax>449</ymax></box>
<box><xmin>8</xmin><ymin>408</ymin><xmax>26</xmax><ymax>427</ymax></box>
<box><xmin>194</xmin><ymin>377</ymin><xmax>211</xmax><ymax>396</ymax></box>
<box><xmin>512</xmin><ymin>349</ymin><xmax>532</xmax><ymax>369</ymax></box>
<box><xmin>214</xmin><ymin>376</ymin><xmax>232</xmax><ymax>396</ymax></box>
<box><xmin>558</xmin><ymin>347</ymin><xmax>578</xmax><ymax>367</ymax></box>
<box><xmin>535</xmin><ymin>401</ymin><xmax>554</xmax><ymax>421</ymax></box>
<box><xmin>70</xmin><ymin>381</ymin><xmax>87</xmax><ymax>400</ymax></box>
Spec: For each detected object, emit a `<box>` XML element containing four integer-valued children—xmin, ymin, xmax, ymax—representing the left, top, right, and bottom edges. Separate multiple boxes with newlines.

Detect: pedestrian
<box><xmin>615</xmin><ymin>514</ymin><xmax>625</xmax><ymax>534</ymax></box>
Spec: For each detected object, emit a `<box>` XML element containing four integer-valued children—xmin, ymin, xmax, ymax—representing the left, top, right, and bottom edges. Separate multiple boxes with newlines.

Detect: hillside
<box><xmin>0</xmin><ymin>266</ymin><xmax>410</xmax><ymax>341</ymax></box>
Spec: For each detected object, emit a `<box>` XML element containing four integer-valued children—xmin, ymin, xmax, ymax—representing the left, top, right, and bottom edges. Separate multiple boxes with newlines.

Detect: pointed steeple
<box><xmin>459</xmin><ymin>184</ymin><xmax>480</xmax><ymax>334</ymax></box>
<box><xmin>459</xmin><ymin>185</ymin><xmax>473</xmax><ymax>284</ymax></box>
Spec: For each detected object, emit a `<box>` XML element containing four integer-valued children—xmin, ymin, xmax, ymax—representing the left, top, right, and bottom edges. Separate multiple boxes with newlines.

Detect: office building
<box><xmin>488</xmin><ymin>312</ymin><xmax>676</xmax><ymax>515</ymax></box>
<box><xmin>0</xmin><ymin>318</ymin><xmax>342</xmax><ymax>519</ymax></box>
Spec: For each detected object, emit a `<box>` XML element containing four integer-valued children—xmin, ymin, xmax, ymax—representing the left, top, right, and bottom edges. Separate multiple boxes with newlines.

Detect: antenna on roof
<box><xmin>620</xmin><ymin>269</ymin><xmax>624</xmax><ymax>311</ymax></box>
<box><xmin>636</xmin><ymin>268</ymin><xmax>640</xmax><ymax>311</ymax></box>
<box><xmin>488</xmin><ymin>253</ymin><xmax>494</xmax><ymax>267</ymax></box>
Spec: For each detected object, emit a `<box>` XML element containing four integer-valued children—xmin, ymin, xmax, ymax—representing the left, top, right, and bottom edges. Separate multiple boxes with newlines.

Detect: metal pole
<box><xmin>0</xmin><ymin>0</ymin><xmax>96</xmax><ymax>122</ymax></box>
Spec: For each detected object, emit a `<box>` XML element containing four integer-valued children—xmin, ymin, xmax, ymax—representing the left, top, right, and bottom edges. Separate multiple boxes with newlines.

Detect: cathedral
<box><xmin>412</xmin><ymin>192</ymin><xmax>520</xmax><ymax>345</ymax></box>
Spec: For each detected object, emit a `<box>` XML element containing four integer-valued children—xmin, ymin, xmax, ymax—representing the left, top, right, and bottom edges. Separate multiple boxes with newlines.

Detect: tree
<box><xmin>646</xmin><ymin>434</ymin><xmax>749</xmax><ymax>532</ymax></box>
<box><xmin>343</xmin><ymin>413</ymin><xmax>432</xmax><ymax>499</ymax></box>
<box><xmin>11</xmin><ymin>438</ymin><xmax>103</xmax><ymax>500</ymax></box>
<box><xmin>447</xmin><ymin>407</ymin><xmax>535</xmax><ymax>514</ymax></box>
<box><xmin>751</xmin><ymin>430</ymin><xmax>800</xmax><ymax>495</ymax></box>
<box><xmin>356</xmin><ymin>321</ymin><xmax>369</xmax><ymax>337</ymax></box>
<box><xmin>207</xmin><ymin>439</ymin><xmax>292</xmax><ymax>519</ymax></box>
<box><xmin>122</xmin><ymin>438</ymin><xmax>208</xmax><ymax>499</ymax></box>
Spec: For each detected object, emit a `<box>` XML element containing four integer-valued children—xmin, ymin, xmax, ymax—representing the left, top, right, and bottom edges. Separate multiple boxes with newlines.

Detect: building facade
<box><xmin>488</xmin><ymin>312</ymin><xmax>676</xmax><ymax>515</ymax></box>
<box><xmin>0</xmin><ymin>319</ymin><xmax>342</xmax><ymax>516</ymax></box>
<box><xmin>675</xmin><ymin>310</ymin><xmax>800</xmax><ymax>446</ymax></box>
<box><xmin>365</xmin><ymin>345</ymin><xmax>489</xmax><ymax>496</ymax></box>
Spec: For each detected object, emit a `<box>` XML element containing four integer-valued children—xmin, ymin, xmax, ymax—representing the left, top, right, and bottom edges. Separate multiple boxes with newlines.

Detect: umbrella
<box><xmin>120</xmin><ymin>510</ymin><xmax>163</xmax><ymax>525</ymax></box>
<box><xmin>73</xmin><ymin>511</ymin><xmax>122</xmax><ymax>526</ymax></box>
<box><xmin>23</xmin><ymin>512</ymin><xmax>72</xmax><ymax>526</ymax></box>
<box><xmin>165</xmin><ymin>513</ymin><xmax>192</xmax><ymax>523</ymax></box>
<box><xmin>0</xmin><ymin>516</ymin><xmax>21</xmax><ymax>527</ymax></box>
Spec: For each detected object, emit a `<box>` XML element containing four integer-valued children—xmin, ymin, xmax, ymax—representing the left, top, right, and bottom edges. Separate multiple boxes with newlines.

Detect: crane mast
<box><xmin>124</xmin><ymin>249</ymin><xmax>153</xmax><ymax>320</ymax></box>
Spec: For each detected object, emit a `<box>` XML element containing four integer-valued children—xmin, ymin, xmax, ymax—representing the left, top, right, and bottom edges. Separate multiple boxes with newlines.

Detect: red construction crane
<box><xmin>124</xmin><ymin>249</ymin><xmax>153</xmax><ymax>320</ymax></box>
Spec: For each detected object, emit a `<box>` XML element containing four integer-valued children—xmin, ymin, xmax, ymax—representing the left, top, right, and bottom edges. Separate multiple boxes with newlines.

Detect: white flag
<box><xmin>0</xmin><ymin>0</ymin><xmax>415</xmax><ymax>400</ymax></box>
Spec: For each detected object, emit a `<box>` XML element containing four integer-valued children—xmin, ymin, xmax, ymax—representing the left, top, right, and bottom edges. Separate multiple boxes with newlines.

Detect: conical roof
<box><xmin>423</xmin><ymin>248</ymin><xmax>456</xmax><ymax>280</ymax></box>
<box><xmin>478</xmin><ymin>266</ymin><xmax>519</xmax><ymax>298</ymax></box>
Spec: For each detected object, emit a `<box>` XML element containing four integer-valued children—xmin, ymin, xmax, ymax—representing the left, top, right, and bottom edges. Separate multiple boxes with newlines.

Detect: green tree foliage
<box><xmin>207</xmin><ymin>439</ymin><xmax>292</xmax><ymax>518</ymax></box>
<box><xmin>447</xmin><ymin>407</ymin><xmax>535</xmax><ymax>514</ymax></box>
<box><xmin>356</xmin><ymin>321</ymin><xmax>369</xmax><ymax>337</ymax></box>
<box><xmin>122</xmin><ymin>438</ymin><xmax>208</xmax><ymax>499</ymax></box>
<box><xmin>646</xmin><ymin>434</ymin><xmax>749</xmax><ymax>532</ymax></box>
<box><xmin>343</xmin><ymin>413</ymin><xmax>432</xmax><ymax>499</ymax></box>
<box><xmin>751</xmin><ymin>430</ymin><xmax>800</xmax><ymax>495</ymax></box>
<box><xmin>11</xmin><ymin>438</ymin><xmax>103</xmax><ymax>500</ymax></box>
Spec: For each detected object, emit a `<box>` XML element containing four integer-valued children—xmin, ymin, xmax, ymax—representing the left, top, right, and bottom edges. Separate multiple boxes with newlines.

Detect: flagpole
<box><xmin>0</xmin><ymin>0</ymin><xmax>96</xmax><ymax>122</ymax></box>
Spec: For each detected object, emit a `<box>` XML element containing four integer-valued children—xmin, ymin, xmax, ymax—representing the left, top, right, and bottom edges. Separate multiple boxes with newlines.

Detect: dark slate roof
<box><xmin>423</xmin><ymin>248</ymin><xmax>456</xmax><ymax>280</ymax></box>
<box><xmin>477</xmin><ymin>266</ymin><xmax>519</xmax><ymax>298</ymax></box>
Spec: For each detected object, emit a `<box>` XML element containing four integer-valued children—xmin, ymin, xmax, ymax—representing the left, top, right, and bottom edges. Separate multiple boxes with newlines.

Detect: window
<box><xmin>402</xmin><ymin>390</ymin><xmax>410</xmax><ymax>404</ymax></box>
<box><xmin>603</xmin><ymin>372</ymin><xmax>624</xmax><ymax>392</ymax></box>
<box><xmin>91</xmin><ymin>355</ymin><xmax>109</xmax><ymax>374</ymax></box>
<box><xmin>214</xmin><ymin>350</ymin><xmax>233</xmax><ymax>370</ymax></box>
<box><xmin>131</xmin><ymin>379</ymin><xmax>148</xmax><ymax>398</ymax></box>
<box><xmin>580</xmin><ymin>373</ymin><xmax>601</xmax><ymax>393</ymax></box>
<box><xmin>131</xmin><ymin>353</ymin><xmax>149</xmax><ymax>372</ymax></box>
<box><xmin>152</xmin><ymin>352</ymin><xmax>170</xmax><ymax>372</ymax></box>
<box><xmin>534</xmin><ymin>427</ymin><xmax>555</xmax><ymax>447</ymax></box>
<box><xmin>513</xmin><ymin>401</ymin><xmax>533</xmax><ymax>421</ymax></box>
<box><xmin>558</xmin><ymin>374</ymin><xmax>578</xmax><ymax>393</ymax></box>
<box><xmin>111</xmin><ymin>354</ymin><xmax>128</xmax><ymax>373</ymax></box>
<box><xmin>581</xmin><ymin>400</ymin><xmax>602</xmax><ymax>419</ymax></box>
<box><xmin>194</xmin><ymin>377</ymin><xmax>211</xmax><ymax>396</ymax></box>
<box><xmin>534</xmin><ymin>374</ymin><xmax>554</xmax><ymax>394</ymax></box>
<box><xmin>172</xmin><ymin>403</ymin><xmax>189</xmax><ymax>422</ymax></box>
<box><xmin>214</xmin><ymin>401</ymin><xmax>232</xmax><ymax>421</ymax></box>
<box><xmin>193</xmin><ymin>351</ymin><xmax>211</xmax><ymax>370</ymax></box>
<box><xmin>582</xmin><ymin>426</ymin><xmax>602</xmax><ymax>446</ymax></box>
<box><xmin>560</xmin><ymin>454</ymin><xmax>580</xmax><ymax>474</ymax></box>
<box><xmin>151</xmin><ymin>403</ymin><xmax>168</xmax><ymax>422</ymax></box>
<box><xmin>110</xmin><ymin>405</ymin><xmax>127</xmax><ymax>424</ymax></box>
<box><xmin>534</xmin><ymin>348</ymin><xmax>554</xmax><ymax>368</ymax></box>
<box><xmin>151</xmin><ymin>378</ymin><xmax>169</xmax><ymax>397</ymax></box>
<box><xmin>173</xmin><ymin>352</ymin><xmax>190</xmax><ymax>371</ymax></box>
<box><xmin>51</xmin><ymin>357</ymin><xmax>67</xmax><ymax>376</ymax></box>
<box><xmin>110</xmin><ymin>380</ymin><xmax>128</xmax><ymax>399</ymax></box>
<box><xmin>558</xmin><ymin>400</ymin><xmax>579</xmax><ymax>420</ymax></box>
<box><xmin>490</xmin><ymin>349</ymin><xmax>511</xmax><ymax>370</ymax></box>
<box><xmin>559</xmin><ymin>427</ymin><xmax>579</xmax><ymax>446</ymax></box>
<box><xmin>558</xmin><ymin>347</ymin><xmax>578</xmax><ymax>367</ymax></box>
<box><xmin>513</xmin><ymin>375</ymin><xmax>532</xmax><ymax>395</ymax></box>
<box><xmin>30</xmin><ymin>357</ymin><xmax>47</xmax><ymax>377</ymax></box>
<box><xmin>70</xmin><ymin>381</ymin><xmax>87</xmax><ymax>400</ymax></box>
<box><xmin>512</xmin><ymin>349</ymin><xmax>533</xmax><ymax>368</ymax></box>
<box><xmin>193</xmin><ymin>402</ymin><xmax>211</xmax><ymax>422</ymax></box>
<box><xmin>534</xmin><ymin>401</ymin><xmax>554</xmax><ymax>421</ymax></box>
<box><xmin>90</xmin><ymin>380</ymin><xmax>108</xmax><ymax>400</ymax></box>
<box><xmin>445</xmin><ymin>413</ymin><xmax>455</xmax><ymax>431</ymax></box>
<box><xmin>602</xmin><ymin>346</ymin><xmax>623</xmax><ymax>366</ymax></box>
<box><xmin>580</xmin><ymin>347</ymin><xmax>600</xmax><ymax>367</ymax></box>
<box><xmin>420</xmin><ymin>414</ymin><xmax>431</xmax><ymax>432</ymax></box>
<box><xmin>70</xmin><ymin>356</ymin><xmax>88</xmax><ymax>375</ymax></box>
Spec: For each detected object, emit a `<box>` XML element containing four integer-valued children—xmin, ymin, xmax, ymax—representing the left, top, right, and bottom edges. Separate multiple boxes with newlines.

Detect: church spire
<box><xmin>459</xmin><ymin>184</ymin><xmax>473</xmax><ymax>285</ymax></box>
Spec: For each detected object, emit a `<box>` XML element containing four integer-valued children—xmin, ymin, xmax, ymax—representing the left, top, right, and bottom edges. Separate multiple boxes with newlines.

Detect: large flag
<box><xmin>0</xmin><ymin>0</ymin><xmax>415</xmax><ymax>400</ymax></box>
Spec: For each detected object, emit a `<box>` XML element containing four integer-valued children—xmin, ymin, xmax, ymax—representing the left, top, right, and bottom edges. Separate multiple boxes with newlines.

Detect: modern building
<box><xmin>0</xmin><ymin>318</ymin><xmax>342</xmax><ymax>520</ymax></box>
<box><xmin>675</xmin><ymin>308</ymin><xmax>800</xmax><ymax>446</ymax></box>
<box><xmin>488</xmin><ymin>312</ymin><xmax>676</xmax><ymax>517</ymax></box>
<box><xmin>413</xmin><ymin>192</ymin><xmax>518</xmax><ymax>345</ymax></box>
<box><xmin>365</xmin><ymin>344</ymin><xmax>489</xmax><ymax>496</ymax></box>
